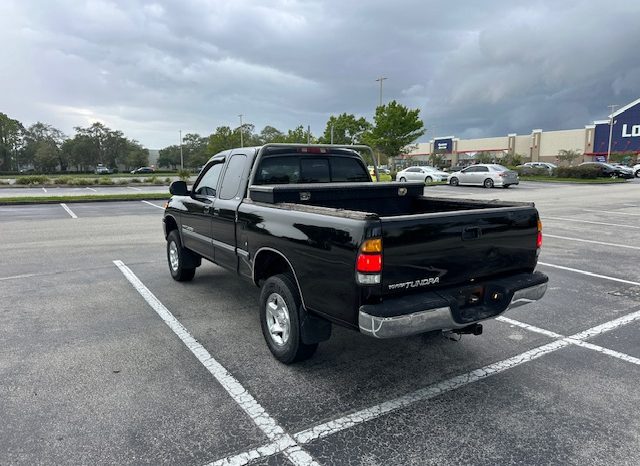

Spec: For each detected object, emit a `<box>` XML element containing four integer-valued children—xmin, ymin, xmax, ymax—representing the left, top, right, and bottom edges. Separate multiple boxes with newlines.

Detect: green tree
<box><xmin>319</xmin><ymin>113</ymin><xmax>371</xmax><ymax>145</ymax></box>
<box><xmin>24</xmin><ymin>122</ymin><xmax>66</xmax><ymax>170</ymax></box>
<box><xmin>63</xmin><ymin>135</ymin><xmax>99</xmax><ymax>171</ymax></box>
<box><xmin>257</xmin><ymin>125</ymin><xmax>285</xmax><ymax>144</ymax></box>
<box><xmin>124</xmin><ymin>140</ymin><xmax>149</xmax><ymax>169</ymax></box>
<box><xmin>475</xmin><ymin>151</ymin><xmax>494</xmax><ymax>164</ymax></box>
<box><xmin>34</xmin><ymin>139</ymin><xmax>60</xmax><ymax>172</ymax></box>
<box><xmin>207</xmin><ymin>126</ymin><xmax>240</xmax><ymax>155</ymax></box>
<box><xmin>0</xmin><ymin>113</ymin><xmax>25</xmax><ymax>171</ymax></box>
<box><xmin>363</xmin><ymin>101</ymin><xmax>425</xmax><ymax>165</ymax></box>
<box><xmin>183</xmin><ymin>133</ymin><xmax>210</xmax><ymax>168</ymax></box>
<box><xmin>502</xmin><ymin>152</ymin><xmax>524</xmax><ymax>166</ymax></box>
<box><xmin>282</xmin><ymin>125</ymin><xmax>315</xmax><ymax>144</ymax></box>
<box><xmin>558</xmin><ymin>149</ymin><xmax>582</xmax><ymax>166</ymax></box>
<box><xmin>158</xmin><ymin>145</ymin><xmax>181</xmax><ymax>169</ymax></box>
<box><xmin>429</xmin><ymin>153</ymin><xmax>446</xmax><ymax>168</ymax></box>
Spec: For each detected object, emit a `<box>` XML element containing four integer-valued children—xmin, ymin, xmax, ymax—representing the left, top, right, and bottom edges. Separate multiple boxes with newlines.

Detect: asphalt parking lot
<box><xmin>0</xmin><ymin>185</ymin><xmax>170</xmax><ymax>197</ymax></box>
<box><xmin>1</xmin><ymin>181</ymin><xmax>640</xmax><ymax>465</ymax></box>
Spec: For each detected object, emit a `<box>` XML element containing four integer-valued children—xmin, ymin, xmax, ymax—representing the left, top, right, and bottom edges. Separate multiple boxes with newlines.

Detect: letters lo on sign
<box><xmin>621</xmin><ymin>124</ymin><xmax>640</xmax><ymax>138</ymax></box>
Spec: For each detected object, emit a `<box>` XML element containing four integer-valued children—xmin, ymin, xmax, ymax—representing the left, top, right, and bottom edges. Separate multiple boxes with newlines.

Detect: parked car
<box><xmin>130</xmin><ymin>167</ymin><xmax>155</xmax><ymax>174</ymax></box>
<box><xmin>578</xmin><ymin>162</ymin><xmax>634</xmax><ymax>179</ymax></box>
<box><xmin>95</xmin><ymin>166</ymin><xmax>112</xmax><ymax>175</ymax></box>
<box><xmin>163</xmin><ymin>144</ymin><xmax>547</xmax><ymax>363</ymax></box>
<box><xmin>449</xmin><ymin>164</ymin><xmax>519</xmax><ymax>188</ymax></box>
<box><xmin>633</xmin><ymin>163</ymin><xmax>640</xmax><ymax>178</ymax></box>
<box><xmin>520</xmin><ymin>162</ymin><xmax>557</xmax><ymax>175</ymax></box>
<box><xmin>396</xmin><ymin>166</ymin><xmax>449</xmax><ymax>183</ymax></box>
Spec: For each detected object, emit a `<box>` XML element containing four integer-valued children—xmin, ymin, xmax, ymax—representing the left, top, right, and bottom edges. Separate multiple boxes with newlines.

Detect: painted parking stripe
<box><xmin>0</xmin><ymin>273</ymin><xmax>37</xmax><ymax>281</ymax></box>
<box><xmin>128</xmin><ymin>186</ymin><xmax>142</xmax><ymax>191</ymax></box>
<box><xmin>538</xmin><ymin>262</ymin><xmax>640</xmax><ymax>287</ymax></box>
<box><xmin>582</xmin><ymin>209</ymin><xmax>640</xmax><ymax>217</ymax></box>
<box><xmin>544</xmin><ymin>216</ymin><xmax>640</xmax><ymax>229</ymax></box>
<box><xmin>113</xmin><ymin>260</ymin><xmax>318</xmax><ymax>466</ymax></box>
<box><xmin>42</xmin><ymin>187</ymin><xmax>47</xmax><ymax>193</ymax></box>
<box><xmin>544</xmin><ymin>234</ymin><xmax>640</xmax><ymax>251</ymax></box>
<box><xmin>85</xmin><ymin>187</ymin><xmax>97</xmax><ymax>192</ymax></box>
<box><xmin>195</xmin><ymin>300</ymin><xmax>640</xmax><ymax>465</ymax></box>
<box><xmin>60</xmin><ymin>203</ymin><xmax>78</xmax><ymax>219</ymax></box>
<box><xmin>567</xmin><ymin>339</ymin><xmax>640</xmax><ymax>366</ymax></box>
<box><xmin>141</xmin><ymin>200</ymin><xmax>164</xmax><ymax>210</ymax></box>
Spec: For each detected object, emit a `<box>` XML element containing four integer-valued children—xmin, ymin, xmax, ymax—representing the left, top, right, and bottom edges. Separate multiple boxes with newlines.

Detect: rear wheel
<box><xmin>260</xmin><ymin>274</ymin><xmax>318</xmax><ymax>364</ymax></box>
<box><xmin>399</xmin><ymin>177</ymin><xmax>406</xmax><ymax>182</ymax></box>
<box><xmin>503</xmin><ymin>184</ymin><xmax>510</xmax><ymax>189</ymax></box>
<box><xmin>425</xmin><ymin>176</ymin><xmax>432</xmax><ymax>183</ymax></box>
<box><xmin>449</xmin><ymin>177</ymin><xmax>459</xmax><ymax>186</ymax></box>
<box><xmin>483</xmin><ymin>178</ymin><xmax>494</xmax><ymax>188</ymax></box>
<box><xmin>167</xmin><ymin>230</ymin><xmax>196</xmax><ymax>281</ymax></box>
<box><xmin>635</xmin><ymin>170</ymin><xmax>640</xmax><ymax>178</ymax></box>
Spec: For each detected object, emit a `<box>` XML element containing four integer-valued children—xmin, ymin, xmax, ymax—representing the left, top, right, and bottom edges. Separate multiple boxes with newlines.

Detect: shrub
<box><xmin>98</xmin><ymin>177</ymin><xmax>114</xmax><ymax>185</ymax></box>
<box><xmin>130</xmin><ymin>178</ymin><xmax>141</xmax><ymax>183</ymax></box>
<box><xmin>556</xmin><ymin>166</ymin><xmax>601</xmax><ymax>179</ymax></box>
<box><xmin>177</xmin><ymin>169</ymin><xmax>191</xmax><ymax>181</ymax></box>
<box><xmin>53</xmin><ymin>176</ymin><xmax>74</xmax><ymax>184</ymax></box>
<box><xmin>71</xmin><ymin>178</ymin><xmax>93</xmax><ymax>185</ymax></box>
<box><xmin>516</xmin><ymin>167</ymin><xmax>549</xmax><ymax>177</ymax></box>
<box><xmin>16</xmin><ymin>175</ymin><xmax>49</xmax><ymax>185</ymax></box>
<box><xmin>164</xmin><ymin>177</ymin><xmax>171</xmax><ymax>183</ymax></box>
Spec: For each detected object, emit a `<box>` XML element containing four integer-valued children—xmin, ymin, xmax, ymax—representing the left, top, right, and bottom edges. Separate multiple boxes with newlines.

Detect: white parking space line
<box><xmin>544</xmin><ymin>234</ymin><xmax>640</xmax><ymax>251</ymax></box>
<box><xmin>496</xmin><ymin>316</ymin><xmax>564</xmax><ymax>338</ymax></box>
<box><xmin>582</xmin><ymin>209</ymin><xmax>640</xmax><ymax>217</ymax></box>
<box><xmin>113</xmin><ymin>260</ymin><xmax>318</xmax><ymax>466</ymax></box>
<box><xmin>141</xmin><ymin>200</ymin><xmax>164</xmax><ymax>210</ymax></box>
<box><xmin>42</xmin><ymin>187</ymin><xmax>47</xmax><ymax>193</ymax></box>
<box><xmin>544</xmin><ymin>216</ymin><xmax>640</xmax><ymax>229</ymax></box>
<box><xmin>128</xmin><ymin>186</ymin><xmax>142</xmax><ymax>191</ymax></box>
<box><xmin>567</xmin><ymin>339</ymin><xmax>640</xmax><ymax>366</ymax></box>
<box><xmin>60</xmin><ymin>203</ymin><xmax>78</xmax><ymax>219</ymax></box>
<box><xmin>538</xmin><ymin>262</ymin><xmax>640</xmax><ymax>287</ymax></box>
<box><xmin>0</xmin><ymin>273</ymin><xmax>37</xmax><ymax>281</ymax></box>
<box><xmin>85</xmin><ymin>187</ymin><xmax>97</xmax><ymax>192</ymax></box>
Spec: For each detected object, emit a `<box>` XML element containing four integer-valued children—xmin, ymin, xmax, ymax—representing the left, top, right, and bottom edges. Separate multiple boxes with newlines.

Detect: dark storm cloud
<box><xmin>1</xmin><ymin>0</ymin><xmax>639</xmax><ymax>148</ymax></box>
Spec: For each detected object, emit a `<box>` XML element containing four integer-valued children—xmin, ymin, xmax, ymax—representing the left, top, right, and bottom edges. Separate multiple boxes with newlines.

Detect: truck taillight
<box><xmin>356</xmin><ymin>238</ymin><xmax>382</xmax><ymax>285</ymax></box>
<box><xmin>536</xmin><ymin>219</ymin><xmax>543</xmax><ymax>248</ymax></box>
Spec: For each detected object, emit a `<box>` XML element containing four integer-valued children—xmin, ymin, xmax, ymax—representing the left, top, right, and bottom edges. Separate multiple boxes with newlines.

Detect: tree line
<box><xmin>159</xmin><ymin>100</ymin><xmax>426</xmax><ymax>169</ymax></box>
<box><xmin>0</xmin><ymin>115</ymin><xmax>149</xmax><ymax>173</ymax></box>
<box><xmin>1</xmin><ymin>100</ymin><xmax>426</xmax><ymax>172</ymax></box>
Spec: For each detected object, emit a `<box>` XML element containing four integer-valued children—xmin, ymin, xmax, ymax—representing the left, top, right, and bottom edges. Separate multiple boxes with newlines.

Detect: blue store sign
<box><xmin>593</xmin><ymin>99</ymin><xmax>640</xmax><ymax>155</ymax></box>
<box><xmin>433</xmin><ymin>138</ymin><xmax>453</xmax><ymax>153</ymax></box>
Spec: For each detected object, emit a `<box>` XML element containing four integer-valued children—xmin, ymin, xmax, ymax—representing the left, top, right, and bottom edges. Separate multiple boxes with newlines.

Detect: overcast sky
<box><xmin>2</xmin><ymin>0</ymin><xmax>639</xmax><ymax>148</ymax></box>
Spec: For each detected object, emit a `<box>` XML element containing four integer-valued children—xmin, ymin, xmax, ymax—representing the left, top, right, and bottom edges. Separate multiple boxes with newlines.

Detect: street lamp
<box><xmin>179</xmin><ymin>130</ymin><xmax>183</xmax><ymax>169</ymax></box>
<box><xmin>238</xmin><ymin>114</ymin><xmax>244</xmax><ymax>148</ymax></box>
<box><xmin>375</xmin><ymin>76</ymin><xmax>387</xmax><ymax>108</ymax></box>
<box><xmin>607</xmin><ymin>104</ymin><xmax>617</xmax><ymax>162</ymax></box>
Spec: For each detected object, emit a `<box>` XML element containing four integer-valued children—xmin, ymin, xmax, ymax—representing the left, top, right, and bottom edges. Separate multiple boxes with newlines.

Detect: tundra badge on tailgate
<box><xmin>388</xmin><ymin>277</ymin><xmax>440</xmax><ymax>290</ymax></box>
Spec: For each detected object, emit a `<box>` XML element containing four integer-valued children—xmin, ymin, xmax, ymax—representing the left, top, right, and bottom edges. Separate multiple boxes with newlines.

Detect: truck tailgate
<box><xmin>380</xmin><ymin>206</ymin><xmax>539</xmax><ymax>295</ymax></box>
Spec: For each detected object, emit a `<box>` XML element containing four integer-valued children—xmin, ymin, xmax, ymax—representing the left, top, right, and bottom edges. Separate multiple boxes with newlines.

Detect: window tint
<box><xmin>194</xmin><ymin>162</ymin><xmax>223</xmax><ymax>196</ymax></box>
<box><xmin>220</xmin><ymin>154</ymin><xmax>246</xmax><ymax>200</ymax></box>
<box><xmin>407</xmin><ymin>167</ymin><xmax>419</xmax><ymax>172</ymax></box>
<box><xmin>463</xmin><ymin>166</ymin><xmax>477</xmax><ymax>173</ymax></box>
<box><xmin>478</xmin><ymin>166</ymin><xmax>489</xmax><ymax>172</ymax></box>
<box><xmin>330</xmin><ymin>157</ymin><xmax>370</xmax><ymax>182</ymax></box>
<box><xmin>253</xmin><ymin>155</ymin><xmax>368</xmax><ymax>184</ymax></box>
<box><xmin>300</xmin><ymin>158</ymin><xmax>330</xmax><ymax>182</ymax></box>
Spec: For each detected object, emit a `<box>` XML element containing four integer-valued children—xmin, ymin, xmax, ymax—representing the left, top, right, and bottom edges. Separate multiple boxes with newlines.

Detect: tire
<box><xmin>166</xmin><ymin>230</ymin><xmax>196</xmax><ymax>281</ymax></box>
<box><xmin>635</xmin><ymin>170</ymin><xmax>640</xmax><ymax>178</ymax></box>
<box><xmin>483</xmin><ymin>178</ymin><xmax>494</xmax><ymax>188</ymax></box>
<box><xmin>425</xmin><ymin>176</ymin><xmax>432</xmax><ymax>183</ymax></box>
<box><xmin>260</xmin><ymin>274</ymin><xmax>318</xmax><ymax>364</ymax></box>
<box><xmin>399</xmin><ymin>177</ymin><xmax>406</xmax><ymax>182</ymax></box>
<box><xmin>503</xmin><ymin>184</ymin><xmax>510</xmax><ymax>189</ymax></box>
<box><xmin>449</xmin><ymin>177</ymin><xmax>459</xmax><ymax>186</ymax></box>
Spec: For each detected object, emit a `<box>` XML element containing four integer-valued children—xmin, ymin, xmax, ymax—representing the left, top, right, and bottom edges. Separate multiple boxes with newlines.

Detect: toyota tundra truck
<box><xmin>163</xmin><ymin>144</ymin><xmax>548</xmax><ymax>363</ymax></box>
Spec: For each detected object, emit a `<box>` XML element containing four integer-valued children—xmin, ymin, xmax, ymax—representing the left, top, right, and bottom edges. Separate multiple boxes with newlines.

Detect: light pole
<box><xmin>238</xmin><ymin>114</ymin><xmax>244</xmax><ymax>148</ymax></box>
<box><xmin>375</xmin><ymin>77</ymin><xmax>387</xmax><ymax>108</ymax></box>
<box><xmin>607</xmin><ymin>104</ymin><xmax>617</xmax><ymax>162</ymax></box>
<box><xmin>179</xmin><ymin>130</ymin><xmax>183</xmax><ymax>169</ymax></box>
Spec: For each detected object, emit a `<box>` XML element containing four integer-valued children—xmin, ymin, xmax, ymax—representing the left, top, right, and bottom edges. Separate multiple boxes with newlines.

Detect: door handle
<box><xmin>462</xmin><ymin>226</ymin><xmax>482</xmax><ymax>241</ymax></box>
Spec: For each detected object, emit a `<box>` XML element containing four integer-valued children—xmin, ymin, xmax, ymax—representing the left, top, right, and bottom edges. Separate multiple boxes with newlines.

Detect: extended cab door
<box><xmin>210</xmin><ymin>152</ymin><xmax>250</xmax><ymax>271</ymax></box>
<box><xmin>180</xmin><ymin>160</ymin><xmax>224</xmax><ymax>260</ymax></box>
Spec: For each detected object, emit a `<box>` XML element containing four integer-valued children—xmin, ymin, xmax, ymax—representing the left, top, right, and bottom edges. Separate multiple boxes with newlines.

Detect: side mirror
<box><xmin>169</xmin><ymin>180</ymin><xmax>188</xmax><ymax>196</ymax></box>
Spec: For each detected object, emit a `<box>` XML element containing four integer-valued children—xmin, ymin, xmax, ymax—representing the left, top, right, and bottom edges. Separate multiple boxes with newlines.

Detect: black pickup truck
<box><xmin>163</xmin><ymin>144</ymin><xmax>548</xmax><ymax>363</ymax></box>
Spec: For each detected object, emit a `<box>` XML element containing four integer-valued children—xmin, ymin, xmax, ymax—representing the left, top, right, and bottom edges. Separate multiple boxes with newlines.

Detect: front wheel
<box><xmin>399</xmin><ymin>177</ymin><xmax>406</xmax><ymax>182</ymax></box>
<box><xmin>260</xmin><ymin>274</ymin><xmax>318</xmax><ymax>364</ymax></box>
<box><xmin>503</xmin><ymin>184</ymin><xmax>510</xmax><ymax>189</ymax></box>
<box><xmin>449</xmin><ymin>177</ymin><xmax>459</xmax><ymax>186</ymax></box>
<box><xmin>483</xmin><ymin>178</ymin><xmax>494</xmax><ymax>188</ymax></box>
<box><xmin>166</xmin><ymin>230</ymin><xmax>196</xmax><ymax>281</ymax></box>
<box><xmin>425</xmin><ymin>176</ymin><xmax>432</xmax><ymax>183</ymax></box>
<box><xmin>635</xmin><ymin>170</ymin><xmax>640</xmax><ymax>178</ymax></box>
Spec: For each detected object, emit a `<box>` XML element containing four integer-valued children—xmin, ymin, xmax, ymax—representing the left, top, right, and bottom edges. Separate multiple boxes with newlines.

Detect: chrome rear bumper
<box><xmin>359</xmin><ymin>279</ymin><xmax>547</xmax><ymax>339</ymax></box>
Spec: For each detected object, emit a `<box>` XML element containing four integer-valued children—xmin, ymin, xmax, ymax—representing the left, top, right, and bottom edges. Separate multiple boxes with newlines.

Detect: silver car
<box><xmin>396</xmin><ymin>166</ymin><xmax>449</xmax><ymax>183</ymax></box>
<box><xmin>449</xmin><ymin>164</ymin><xmax>519</xmax><ymax>188</ymax></box>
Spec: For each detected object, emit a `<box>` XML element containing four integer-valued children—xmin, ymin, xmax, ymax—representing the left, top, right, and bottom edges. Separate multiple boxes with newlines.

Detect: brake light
<box><xmin>356</xmin><ymin>238</ymin><xmax>382</xmax><ymax>284</ymax></box>
<box><xmin>298</xmin><ymin>147</ymin><xmax>327</xmax><ymax>154</ymax></box>
<box><xmin>499</xmin><ymin>173</ymin><xmax>507</xmax><ymax>177</ymax></box>
<box><xmin>536</xmin><ymin>218</ymin><xmax>543</xmax><ymax>248</ymax></box>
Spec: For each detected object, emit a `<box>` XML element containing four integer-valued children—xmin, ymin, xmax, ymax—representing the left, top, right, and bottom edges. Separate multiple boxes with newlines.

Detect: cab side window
<box><xmin>194</xmin><ymin>162</ymin><xmax>224</xmax><ymax>197</ymax></box>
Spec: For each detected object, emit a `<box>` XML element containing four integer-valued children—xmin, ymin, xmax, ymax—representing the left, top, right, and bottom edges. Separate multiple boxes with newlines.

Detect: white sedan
<box><xmin>396</xmin><ymin>166</ymin><xmax>449</xmax><ymax>183</ymax></box>
<box><xmin>448</xmin><ymin>164</ymin><xmax>519</xmax><ymax>188</ymax></box>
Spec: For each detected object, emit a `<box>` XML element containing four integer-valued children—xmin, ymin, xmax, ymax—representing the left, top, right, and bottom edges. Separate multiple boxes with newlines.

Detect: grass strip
<box><xmin>0</xmin><ymin>192</ymin><xmax>170</xmax><ymax>205</ymax></box>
